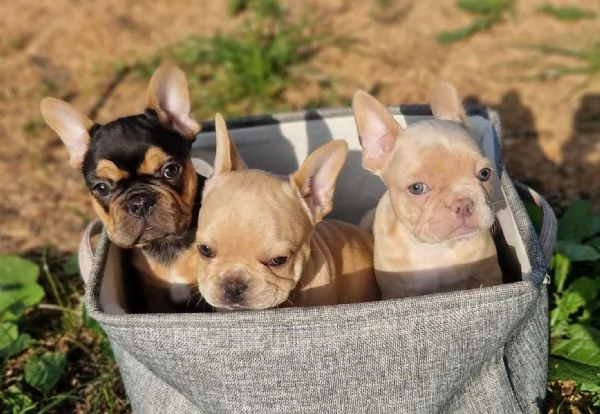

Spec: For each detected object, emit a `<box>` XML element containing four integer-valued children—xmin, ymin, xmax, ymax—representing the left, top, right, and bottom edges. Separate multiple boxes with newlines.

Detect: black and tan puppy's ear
<box><xmin>352</xmin><ymin>90</ymin><xmax>401</xmax><ymax>175</ymax></box>
<box><xmin>40</xmin><ymin>98</ymin><xmax>94</xmax><ymax>169</ymax></box>
<box><xmin>212</xmin><ymin>113</ymin><xmax>247</xmax><ymax>177</ymax></box>
<box><xmin>429</xmin><ymin>81</ymin><xmax>467</xmax><ymax>125</ymax></box>
<box><xmin>146</xmin><ymin>63</ymin><xmax>201</xmax><ymax>140</ymax></box>
<box><xmin>291</xmin><ymin>140</ymin><xmax>348</xmax><ymax>223</ymax></box>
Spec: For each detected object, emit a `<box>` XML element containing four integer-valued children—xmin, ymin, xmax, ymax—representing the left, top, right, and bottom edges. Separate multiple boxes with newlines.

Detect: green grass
<box><xmin>437</xmin><ymin>0</ymin><xmax>515</xmax><ymax>44</ymax></box>
<box><xmin>519</xmin><ymin>39</ymin><xmax>600</xmax><ymax>92</ymax></box>
<box><xmin>121</xmin><ymin>0</ymin><xmax>348</xmax><ymax>120</ymax></box>
<box><xmin>0</xmin><ymin>252</ymin><xmax>130</xmax><ymax>413</ymax></box>
<box><xmin>537</xmin><ymin>4</ymin><xmax>597</xmax><ymax>21</ymax></box>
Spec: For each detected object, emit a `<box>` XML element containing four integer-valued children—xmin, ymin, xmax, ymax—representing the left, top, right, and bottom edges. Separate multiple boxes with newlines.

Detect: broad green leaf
<box><xmin>0</xmin><ymin>333</ymin><xmax>34</xmax><ymax>359</ymax></box>
<box><xmin>557</xmin><ymin>199</ymin><xmax>596</xmax><ymax>241</ymax></box>
<box><xmin>587</xmin><ymin>237</ymin><xmax>600</xmax><ymax>251</ymax></box>
<box><xmin>548</xmin><ymin>355</ymin><xmax>600</xmax><ymax>385</ymax></box>
<box><xmin>0</xmin><ymin>284</ymin><xmax>44</xmax><ymax>313</ymax></box>
<box><xmin>1</xmin><ymin>301</ymin><xmax>27</xmax><ymax>322</ymax></box>
<box><xmin>0</xmin><ymin>322</ymin><xmax>18</xmax><ymax>350</ymax></box>
<box><xmin>0</xmin><ymin>255</ymin><xmax>44</xmax><ymax>313</ymax></box>
<box><xmin>555</xmin><ymin>240</ymin><xmax>600</xmax><ymax>262</ymax></box>
<box><xmin>0</xmin><ymin>256</ymin><xmax>40</xmax><ymax>286</ymax></box>
<box><xmin>24</xmin><ymin>352</ymin><xmax>67</xmax><ymax>394</ymax></box>
<box><xmin>551</xmin><ymin>324</ymin><xmax>600</xmax><ymax>367</ymax></box>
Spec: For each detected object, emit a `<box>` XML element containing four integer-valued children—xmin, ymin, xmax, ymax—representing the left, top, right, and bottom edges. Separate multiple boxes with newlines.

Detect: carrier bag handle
<box><xmin>513</xmin><ymin>181</ymin><xmax>557</xmax><ymax>262</ymax></box>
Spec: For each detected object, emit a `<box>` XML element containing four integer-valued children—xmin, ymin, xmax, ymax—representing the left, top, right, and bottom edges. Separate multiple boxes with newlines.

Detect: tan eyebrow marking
<box><xmin>138</xmin><ymin>146</ymin><xmax>170</xmax><ymax>175</ymax></box>
<box><xmin>96</xmin><ymin>159</ymin><xmax>128</xmax><ymax>181</ymax></box>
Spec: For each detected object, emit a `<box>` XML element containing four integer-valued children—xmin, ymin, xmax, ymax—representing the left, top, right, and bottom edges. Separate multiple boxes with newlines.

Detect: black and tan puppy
<box><xmin>40</xmin><ymin>63</ymin><xmax>210</xmax><ymax>313</ymax></box>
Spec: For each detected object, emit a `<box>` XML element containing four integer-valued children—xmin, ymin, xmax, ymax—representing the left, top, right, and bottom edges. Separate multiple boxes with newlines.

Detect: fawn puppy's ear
<box><xmin>291</xmin><ymin>140</ymin><xmax>348</xmax><ymax>222</ymax></box>
<box><xmin>212</xmin><ymin>113</ymin><xmax>247</xmax><ymax>177</ymax></box>
<box><xmin>40</xmin><ymin>98</ymin><xmax>94</xmax><ymax>169</ymax></box>
<box><xmin>352</xmin><ymin>90</ymin><xmax>401</xmax><ymax>175</ymax></box>
<box><xmin>146</xmin><ymin>63</ymin><xmax>200</xmax><ymax>139</ymax></box>
<box><xmin>429</xmin><ymin>81</ymin><xmax>467</xmax><ymax>125</ymax></box>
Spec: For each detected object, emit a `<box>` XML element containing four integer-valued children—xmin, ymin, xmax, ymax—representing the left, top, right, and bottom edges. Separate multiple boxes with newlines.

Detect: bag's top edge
<box><xmin>87</xmin><ymin>274</ymin><xmax>537</xmax><ymax>327</ymax></box>
<box><xmin>196</xmin><ymin>104</ymin><xmax>492</xmax><ymax>133</ymax></box>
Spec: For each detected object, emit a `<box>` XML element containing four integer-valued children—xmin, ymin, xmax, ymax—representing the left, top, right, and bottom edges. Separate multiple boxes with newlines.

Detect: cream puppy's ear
<box><xmin>352</xmin><ymin>90</ymin><xmax>401</xmax><ymax>175</ymax></box>
<box><xmin>212</xmin><ymin>113</ymin><xmax>247</xmax><ymax>177</ymax></box>
<box><xmin>146</xmin><ymin>62</ymin><xmax>200</xmax><ymax>139</ymax></box>
<box><xmin>291</xmin><ymin>140</ymin><xmax>348</xmax><ymax>222</ymax></box>
<box><xmin>429</xmin><ymin>81</ymin><xmax>467</xmax><ymax>124</ymax></box>
<box><xmin>40</xmin><ymin>98</ymin><xmax>94</xmax><ymax>169</ymax></box>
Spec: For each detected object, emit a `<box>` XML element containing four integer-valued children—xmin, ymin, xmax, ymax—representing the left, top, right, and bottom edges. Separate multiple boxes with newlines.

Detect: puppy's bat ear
<box><xmin>291</xmin><ymin>140</ymin><xmax>348</xmax><ymax>222</ymax></box>
<box><xmin>352</xmin><ymin>90</ymin><xmax>400</xmax><ymax>175</ymax></box>
<box><xmin>212</xmin><ymin>113</ymin><xmax>247</xmax><ymax>176</ymax></box>
<box><xmin>146</xmin><ymin>63</ymin><xmax>200</xmax><ymax>140</ymax></box>
<box><xmin>429</xmin><ymin>81</ymin><xmax>467</xmax><ymax>124</ymax></box>
<box><xmin>40</xmin><ymin>98</ymin><xmax>94</xmax><ymax>169</ymax></box>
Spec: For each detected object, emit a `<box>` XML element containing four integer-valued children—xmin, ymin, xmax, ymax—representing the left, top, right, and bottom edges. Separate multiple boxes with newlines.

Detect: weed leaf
<box><xmin>555</xmin><ymin>240</ymin><xmax>600</xmax><ymax>262</ymax></box>
<box><xmin>537</xmin><ymin>4</ymin><xmax>597</xmax><ymax>21</ymax></box>
<box><xmin>558</xmin><ymin>199</ymin><xmax>597</xmax><ymax>241</ymax></box>
<box><xmin>1</xmin><ymin>333</ymin><xmax>34</xmax><ymax>360</ymax></box>
<box><xmin>24</xmin><ymin>351</ymin><xmax>67</xmax><ymax>394</ymax></box>
<box><xmin>551</xmin><ymin>253</ymin><xmax>570</xmax><ymax>294</ymax></box>
<box><xmin>457</xmin><ymin>0</ymin><xmax>513</xmax><ymax>15</ymax></box>
<box><xmin>551</xmin><ymin>277</ymin><xmax>600</xmax><ymax>328</ymax></box>
<box><xmin>552</xmin><ymin>324</ymin><xmax>600</xmax><ymax>367</ymax></box>
<box><xmin>0</xmin><ymin>322</ymin><xmax>18</xmax><ymax>350</ymax></box>
<box><xmin>0</xmin><ymin>256</ymin><xmax>44</xmax><ymax>312</ymax></box>
<box><xmin>0</xmin><ymin>385</ymin><xmax>35</xmax><ymax>414</ymax></box>
<box><xmin>548</xmin><ymin>355</ymin><xmax>600</xmax><ymax>385</ymax></box>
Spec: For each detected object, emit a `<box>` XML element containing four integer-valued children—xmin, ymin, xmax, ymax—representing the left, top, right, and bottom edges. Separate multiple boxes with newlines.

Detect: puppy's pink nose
<box><xmin>450</xmin><ymin>198</ymin><xmax>474</xmax><ymax>217</ymax></box>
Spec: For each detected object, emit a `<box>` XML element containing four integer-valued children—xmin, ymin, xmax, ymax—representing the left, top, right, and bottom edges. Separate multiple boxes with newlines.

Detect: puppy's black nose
<box><xmin>450</xmin><ymin>198</ymin><xmax>474</xmax><ymax>218</ymax></box>
<box><xmin>223</xmin><ymin>279</ymin><xmax>248</xmax><ymax>304</ymax></box>
<box><xmin>127</xmin><ymin>193</ymin><xmax>156</xmax><ymax>219</ymax></box>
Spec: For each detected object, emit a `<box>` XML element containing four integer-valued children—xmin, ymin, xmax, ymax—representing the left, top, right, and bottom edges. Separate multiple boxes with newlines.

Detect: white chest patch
<box><xmin>169</xmin><ymin>272</ymin><xmax>192</xmax><ymax>302</ymax></box>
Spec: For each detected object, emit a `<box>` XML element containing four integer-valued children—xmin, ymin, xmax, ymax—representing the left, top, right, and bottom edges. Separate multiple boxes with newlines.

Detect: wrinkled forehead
<box><xmin>83</xmin><ymin>114</ymin><xmax>193</xmax><ymax>180</ymax></box>
<box><xmin>389</xmin><ymin>122</ymin><xmax>491</xmax><ymax>179</ymax></box>
<box><xmin>90</xmin><ymin>114</ymin><xmax>191</xmax><ymax>164</ymax></box>
<box><xmin>198</xmin><ymin>171</ymin><xmax>312</xmax><ymax>247</ymax></box>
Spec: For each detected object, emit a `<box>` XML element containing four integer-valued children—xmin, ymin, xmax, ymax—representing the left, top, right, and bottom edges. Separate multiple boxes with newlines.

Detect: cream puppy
<box><xmin>352</xmin><ymin>82</ymin><xmax>502</xmax><ymax>299</ymax></box>
<box><xmin>195</xmin><ymin>114</ymin><xmax>380</xmax><ymax>310</ymax></box>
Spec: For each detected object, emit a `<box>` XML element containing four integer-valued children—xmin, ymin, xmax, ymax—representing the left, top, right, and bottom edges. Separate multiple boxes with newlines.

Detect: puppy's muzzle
<box><xmin>222</xmin><ymin>278</ymin><xmax>248</xmax><ymax>304</ymax></box>
<box><xmin>126</xmin><ymin>192</ymin><xmax>157</xmax><ymax>219</ymax></box>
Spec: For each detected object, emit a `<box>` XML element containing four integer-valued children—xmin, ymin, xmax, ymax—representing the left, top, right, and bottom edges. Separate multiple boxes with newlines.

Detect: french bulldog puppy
<box><xmin>41</xmin><ymin>63</ymin><xmax>211</xmax><ymax>313</ymax></box>
<box><xmin>195</xmin><ymin>114</ymin><xmax>380</xmax><ymax>310</ymax></box>
<box><xmin>352</xmin><ymin>82</ymin><xmax>502</xmax><ymax>299</ymax></box>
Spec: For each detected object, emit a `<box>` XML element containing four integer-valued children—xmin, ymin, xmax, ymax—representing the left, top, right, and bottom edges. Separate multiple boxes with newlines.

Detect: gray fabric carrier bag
<box><xmin>79</xmin><ymin>105</ymin><xmax>557</xmax><ymax>414</ymax></box>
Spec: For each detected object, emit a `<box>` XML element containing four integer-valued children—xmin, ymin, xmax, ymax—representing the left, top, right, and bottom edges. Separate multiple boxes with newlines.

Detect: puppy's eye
<box><xmin>92</xmin><ymin>182</ymin><xmax>110</xmax><ymax>197</ymax></box>
<box><xmin>198</xmin><ymin>244</ymin><xmax>214</xmax><ymax>258</ymax></box>
<box><xmin>267</xmin><ymin>256</ymin><xmax>288</xmax><ymax>267</ymax></box>
<box><xmin>407</xmin><ymin>182</ymin><xmax>429</xmax><ymax>195</ymax></box>
<box><xmin>162</xmin><ymin>162</ymin><xmax>181</xmax><ymax>179</ymax></box>
<box><xmin>477</xmin><ymin>168</ymin><xmax>492</xmax><ymax>182</ymax></box>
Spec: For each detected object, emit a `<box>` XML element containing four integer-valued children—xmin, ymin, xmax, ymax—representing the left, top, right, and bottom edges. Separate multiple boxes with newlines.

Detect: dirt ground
<box><xmin>1</xmin><ymin>0</ymin><xmax>599</xmax><ymax>254</ymax></box>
